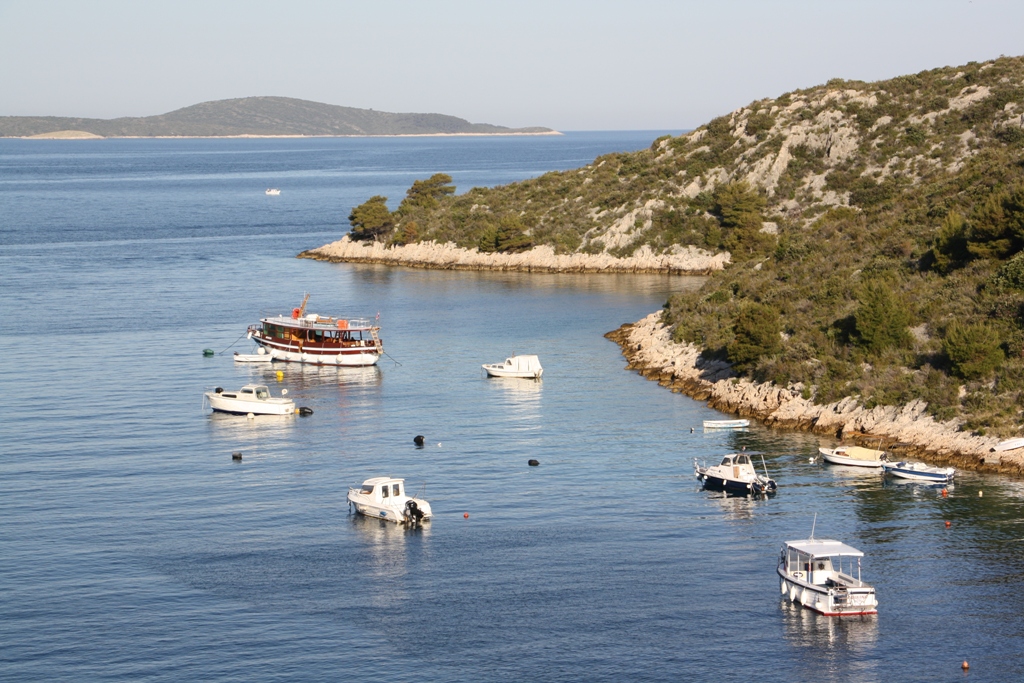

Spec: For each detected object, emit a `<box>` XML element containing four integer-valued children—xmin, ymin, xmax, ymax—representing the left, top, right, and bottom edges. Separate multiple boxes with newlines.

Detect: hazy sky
<box><xmin>1</xmin><ymin>0</ymin><xmax>1022</xmax><ymax>130</ymax></box>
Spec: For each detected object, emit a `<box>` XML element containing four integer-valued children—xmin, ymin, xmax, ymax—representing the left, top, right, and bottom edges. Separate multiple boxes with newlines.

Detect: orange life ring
<box><xmin>292</xmin><ymin>308</ymin><xmax>302</xmax><ymax>319</ymax></box>
<box><xmin>336</xmin><ymin>319</ymin><xmax>349</xmax><ymax>330</ymax></box>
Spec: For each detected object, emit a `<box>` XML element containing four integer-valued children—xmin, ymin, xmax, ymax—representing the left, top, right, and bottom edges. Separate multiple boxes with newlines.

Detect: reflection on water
<box><xmin>700</xmin><ymin>489</ymin><xmax>767</xmax><ymax>519</ymax></box>
<box><xmin>781</xmin><ymin>600</ymin><xmax>880</xmax><ymax>680</ymax></box>
<box><xmin>484</xmin><ymin>376</ymin><xmax>542</xmax><ymax>428</ymax></box>
<box><xmin>348</xmin><ymin>511</ymin><xmax>432</xmax><ymax>612</ymax></box>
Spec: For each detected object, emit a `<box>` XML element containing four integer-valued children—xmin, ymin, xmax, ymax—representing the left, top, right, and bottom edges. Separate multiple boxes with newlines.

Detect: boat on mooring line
<box><xmin>694</xmin><ymin>452</ymin><xmax>777</xmax><ymax>495</ymax></box>
<box><xmin>703</xmin><ymin>418</ymin><xmax>749</xmax><ymax>430</ymax></box>
<box><xmin>778</xmin><ymin>536</ymin><xmax>878</xmax><ymax>616</ymax></box>
<box><xmin>882</xmin><ymin>460</ymin><xmax>955</xmax><ymax>483</ymax></box>
<box><xmin>818</xmin><ymin>445</ymin><xmax>888</xmax><ymax>468</ymax></box>
<box><xmin>347</xmin><ymin>477</ymin><xmax>432</xmax><ymax>525</ymax></box>
<box><xmin>247</xmin><ymin>294</ymin><xmax>383</xmax><ymax>366</ymax></box>
<box><xmin>203</xmin><ymin>384</ymin><xmax>312</xmax><ymax>416</ymax></box>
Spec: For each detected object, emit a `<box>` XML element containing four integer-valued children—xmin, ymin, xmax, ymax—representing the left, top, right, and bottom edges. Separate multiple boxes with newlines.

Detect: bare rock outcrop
<box><xmin>300</xmin><ymin>236</ymin><xmax>730</xmax><ymax>274</ymax></box>
<box><xmin>607</xmin><ymin>311</ymin><xmax>1024</xmax><ymax>476</ymax></box>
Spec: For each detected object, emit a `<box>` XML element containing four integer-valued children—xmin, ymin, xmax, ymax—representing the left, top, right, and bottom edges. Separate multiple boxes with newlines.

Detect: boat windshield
<box><xmin>361</xmin><ymin>484</ymin><xmax>374</xmax><ymax>494</ymax></box>
<box><xmin>720</xmin><ymin>456</ymin><xmax>733</xmax><ymax>466</ymax></box>
<box><xmin>255</xmin><ymin>387</ymin><xmax>269</xmax><ymax>400</ymax></box>
<box><xmin>735</xmin><ymin>455</ymin><xmax>751</xmax><ymax>465</ymax></box>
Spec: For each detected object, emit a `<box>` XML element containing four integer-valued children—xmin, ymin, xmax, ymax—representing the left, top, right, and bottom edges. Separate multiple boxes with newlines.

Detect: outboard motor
<box><xmin>404</xmin><ymin>499</ymin><xmax>425</xmax><ymax>525</ymax></box>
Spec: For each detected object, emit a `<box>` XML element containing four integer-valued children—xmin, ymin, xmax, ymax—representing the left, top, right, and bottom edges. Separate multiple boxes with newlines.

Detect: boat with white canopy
<box><xmin>482</xmin><ymin>354</ymin><xmax>543</xmax><ymax>379</ymax></box>
<box><xmin>778</xmin><ymin>537</ymin><xmax>878</xmax><ymax>616</ymax></box>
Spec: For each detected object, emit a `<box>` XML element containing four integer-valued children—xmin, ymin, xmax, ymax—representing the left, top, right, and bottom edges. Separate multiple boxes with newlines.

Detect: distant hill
<box><xmin>0</xmin><ymin>96</ymin><xmax>556</xmax><ymax>137</ymax></box>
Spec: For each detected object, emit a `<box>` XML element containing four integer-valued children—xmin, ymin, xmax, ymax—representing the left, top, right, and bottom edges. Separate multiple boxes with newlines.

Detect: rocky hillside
<box><xmin>338</xmin><ymin>55</ymin><xmax>1024</xmax><ymax>439</ymax></box>
<box><xmin>0</xmin><ymin>96</ymin><xmax>555</xmax><ymax>137</ymax></box>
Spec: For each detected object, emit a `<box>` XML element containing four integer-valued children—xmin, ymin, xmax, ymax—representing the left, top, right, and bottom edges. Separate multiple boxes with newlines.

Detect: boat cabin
<box><xmin>781</xmin><ymin>539</ymin><xmax>865</xmax><ymax>587</ymax></box>
<box><xmin>500</xmin><ymin>355</ymin><xmax>542</xmax><ymax>373</ymax></box>
<box><xmin>219</xmin><ymin>385</ymin><xmax>272</xmax><ymax>400</ymax></box>
<box><xmin>719</xmin><ymin>453</ymin><xmax>757</xmax><ymax>478</ymax></box>
<box><xmin>356</xmin><ymin>477</ymin><xmax>406</xmax><ymax>503</ymax></box>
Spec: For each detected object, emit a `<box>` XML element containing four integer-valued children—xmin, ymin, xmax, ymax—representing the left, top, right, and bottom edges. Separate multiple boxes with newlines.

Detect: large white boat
<box><xmin>482</xmin><ymin>354</ymin><xmax>543</xmax><ymax>379</ymax></box>
<box><xmin>203</xmin><ymin>384</ymin><xmax>307</xmax><ymax>416</ymax></box>
<box><xmin>882</xmin><ymin>460</ymin><xmax>955</xmax><ymax>483</ymax></box>
<box><xmin>694</xmin><ymin>453</ymin><xmax>777</xmax><ymax>495</ymax></box>
<box><xmin>247</xmin><ymin>295</ymin><xmax>383</xmax><ymax>366</ymax></box>
<box><xmin>819</xmin><ymin>445</ymin><xmax>888</xmax><ymax>468</ymax></box>
<box><xmin>347</xmin><ymin>477</ymin><xmax>432</xmax><ymax>525</ymax></box>
<box><xmin>778</xmin><ymin>537</ymin><xmax>878</xmax><ymax>616</ymax></box>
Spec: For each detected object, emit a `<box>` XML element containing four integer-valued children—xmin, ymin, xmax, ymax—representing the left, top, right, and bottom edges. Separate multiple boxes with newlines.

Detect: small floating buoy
<box><xmin>297</xmin><ymin>406</ymin><xmax>313</xmax><ymax>416</ymax></box>
<box><xmin>962</xmin><ymin>661</ymin><xmax>969</xmax><ymax>670</ymax></box>
<box><xmin>232</xmin><ymin>452</ymin><xmax>242</xmax><ymax>461</ymax></box>
<box><xmin>203</xmin><ymin>349</ymin><xmax>215</xmax><ymax>357</ymax></box>
<box><xmin>463</xmin><ymin>512</ymin><xmax>469</xmax><ymax>519</ymax></box>
<box><xmin>438</xmin><ymin>442</ymin><xmax>442</xmax><ymax>447</ymax></box>
<box><xmin>247</xmin><ymin>412</ymin><xmax>255</xmax><ymax>419</ymax></box>
<box><xmin>945</xmin><ymin>520</ymin><xmax>952</xmax><ymax>528</ymax></box>
<box><xmin>528</xmin><ymin>459</ymin><xmax>540</xmax><ymax>466</ymax></box>
<box><xmin>413</xmin><ymin>435</ymin><xmax>425</xmax><ymax>447</ymax></box>
<box><xmin>942</xmin><ymin>488</ymin><xmax>948</xmax><ymax>497</ymax></box>
<box><xmin>276</xmin><ymin>370</ymin><xmax>283</xmax><ymax>381</ymax></box>
<box><xmin>690</xmin><ymin>427</ymin><xmax>694</xmax><ymax>433</ymax></box>
<box><xmin>214</xmin><ymin>387</ymin><xmax>223</xmax><ymax>394</ymax></box>
<box><xmin>979</xmin><ymin>490</ymin><xmax>983</xmax><ymax>497</ymax></box>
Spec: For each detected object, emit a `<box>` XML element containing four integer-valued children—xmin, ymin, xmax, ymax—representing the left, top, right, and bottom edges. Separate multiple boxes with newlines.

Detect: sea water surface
<box><xmin>2</xmin><ymin>134</ymin><xmax>1023</xmax><ymax>682</ymax></box>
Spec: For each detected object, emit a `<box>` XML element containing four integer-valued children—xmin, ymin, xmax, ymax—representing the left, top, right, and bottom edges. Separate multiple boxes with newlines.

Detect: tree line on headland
<box><xmin>342</xmin><ymin>55</ymin><xmax>1024</xmax><ymax>438</ymax></box>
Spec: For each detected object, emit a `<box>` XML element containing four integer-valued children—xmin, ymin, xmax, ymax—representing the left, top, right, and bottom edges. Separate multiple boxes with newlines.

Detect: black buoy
<box><xmin>414</xmin><ymin>435</ymin><xmax>425</xmax><ymax>447</ymax></box>
<box><xmin>297</xmin><ymin>406</ymin><xmax>314</xmax><ymax>416</ymax></box>
<box><xmin>232</xmin><ymin>452</ymin><xmax>242</xmax><ymax>461</ymax></box>
<box><xmin>528</xmin><ymin>459</ymin><xmax>540</xmax><ymax>467</ymax></box>
<box><xmin>215</xmin><ymin>387</ymin><xmax>223</xmax><ymax>394</ymax></box>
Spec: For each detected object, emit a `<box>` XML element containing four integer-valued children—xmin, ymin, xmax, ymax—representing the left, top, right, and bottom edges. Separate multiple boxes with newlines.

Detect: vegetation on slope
<box><xmin>0</xmin><ymin>97</ymin><xmax>554</xmax><ymax>137</ymax></box>
<box><xmin>351</xmin><ymin>56</ymin><xmax>1024</xmax><ymax>435</ymax></box>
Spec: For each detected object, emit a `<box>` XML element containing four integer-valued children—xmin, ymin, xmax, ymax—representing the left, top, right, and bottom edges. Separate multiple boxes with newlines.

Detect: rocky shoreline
<box><xmin>299</xmin><ymin>236</ymin><xmax>730</xmax><ymax>274</ymax></box>
<box><xmin>606</xmin><ymin>311</ymin><xmax>1024</xmax><ymax>477</ymax></box>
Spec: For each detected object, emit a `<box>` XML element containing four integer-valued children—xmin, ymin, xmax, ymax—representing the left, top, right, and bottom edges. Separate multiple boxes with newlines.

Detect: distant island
<box><xmin>0</xmin><ymin>96</ymin><xmax>558</xmax><ymax>138</ymax></box>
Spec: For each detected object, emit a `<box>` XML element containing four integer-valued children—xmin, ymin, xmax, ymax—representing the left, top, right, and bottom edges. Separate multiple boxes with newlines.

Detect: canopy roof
<box><xmin>784</xmin><ymin>539</ymin><xmax>864</xmax><ymax>558</ymax></box>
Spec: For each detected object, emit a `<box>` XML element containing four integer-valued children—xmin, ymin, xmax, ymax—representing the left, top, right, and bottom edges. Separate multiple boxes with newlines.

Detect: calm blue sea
<box><xmin>2</xmin><ymin>133</ymin><xmax>1023</xmax><ymax>682</ymax></box>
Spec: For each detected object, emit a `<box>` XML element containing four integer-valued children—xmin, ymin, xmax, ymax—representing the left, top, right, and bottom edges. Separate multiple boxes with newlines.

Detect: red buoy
<box><xmin>463</xmin><ymin>512</ymin><xmax>469</xmax><ymax>519</ymax></box>
<box><xmin>962</xmin><ymin>660</ymin><xmax>969</xmax><ymax>670</ymax></box>
<box><xmin>945</xmin><ymin>520</ymin><xmax>952</xmax><ymax>528</ymax></box>
<box><xmin>942</xmin><ymin>488</ymin><xmax>948</xmax><ymax>497</ymax></box>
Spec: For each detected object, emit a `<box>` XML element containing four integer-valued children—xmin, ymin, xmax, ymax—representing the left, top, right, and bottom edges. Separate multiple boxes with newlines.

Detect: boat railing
<box><xmin>835</xmin><ymin>571</ymin><xmax>863</xmax><ymax>587</ymax></box>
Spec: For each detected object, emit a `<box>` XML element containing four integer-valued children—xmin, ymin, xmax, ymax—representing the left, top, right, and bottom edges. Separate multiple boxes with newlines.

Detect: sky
<box><xmin>1</xmin><ymin>0</ymin><xmax>1023</xmax><ymax>131</ymax></box>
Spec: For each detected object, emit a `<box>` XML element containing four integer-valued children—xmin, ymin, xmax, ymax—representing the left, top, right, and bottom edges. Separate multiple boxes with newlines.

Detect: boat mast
<box><xmin>298</xmin><ymin>292</ymin><xmax>310</xmax><ymax>318</ymax></box>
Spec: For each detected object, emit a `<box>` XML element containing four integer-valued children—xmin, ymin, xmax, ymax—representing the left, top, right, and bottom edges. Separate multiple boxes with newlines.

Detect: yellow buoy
<box><xmin>276</xmin><ymin>370</ymin><xmax>284</xmax><ymax>381</ymax></box>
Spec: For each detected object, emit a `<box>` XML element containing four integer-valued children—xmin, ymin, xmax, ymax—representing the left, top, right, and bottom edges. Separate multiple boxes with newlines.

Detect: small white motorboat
<box><xmin>994</xmin><ymin>437</ymin><xmax>1024</xmax><ymax>452</ymax></box>
<box><xmin>482</xmin><ymin>354</ymin><xmax>543</xmax><ymax>379</ymax></box>
<box><xmin>347</xmin><ymin>477</ymin><xmax>432</xmax><ymax>525</ymax></box>
<box><xmin>882</xmin><ymin>460</ymin><xmax>955</xmax><ymax>483</ymax></box>
<box><xmin>819</xmin><ymin>445</ymin><xmax>888</xmax><ymax>468</ymax></box>
<box><xmin>694</xmin><ymin>452</ymin><xmax>777</xmax><ymax>495</ymax></box>
<box><xmin>778</xmin><ymin>537</ymin><xmax>878</xmax><ymax>616</ymax></box>
<box><xmin>703</xmin><ymin>418</ymin><xmax>750</xmax><ymax>430</ymax></box>
<box><xmin>203</xmin><ymin>384</ymin><xmax>310</xmax><ymax>416</ymax></box>
<box><xmin>265</xmin><ymin>188</ymin><xmax>281</xmax><ymax>195</ymax></box>
<box><xmin>233</xmin><ymin>348</ymin><xmax>272</xmax><ymax>363</ymax></box>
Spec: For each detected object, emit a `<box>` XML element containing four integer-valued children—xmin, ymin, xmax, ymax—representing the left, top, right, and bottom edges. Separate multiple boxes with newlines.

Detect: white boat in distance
<box><xmin>994</xmin><ymin>437</ymin><xmax>1024</xmax><ymax>452</ymax></box>
<box><xmin>819</xmin><ymin>445</ymin><xmax>888</xmax><ymax>468</ymax></box>
<box><xmin>483</xmin><ymin>354</ymin><xmax>543</xmax><ymax>379</ymax></box>
<box><xmin>203</xmin><ymin>384</ymin><xmax>306</xmax><ymax>416</ymax></box>
<box><xmin>694</xmin><ymin>453</ymin><xmax>777</xmax><ymax>495</ymax></box>
<box><xmin>703</xmin><ymin>418</ymin><xmax>750</xmax><ymax>430</ymax></box>
<box><xmin>883</xmin><ymin>460</ymin><xmax>955</xmax><ymax>483</ymax></box>
<box><xmin>347</xmin><ymin>477</ymin><xmax>432</xmax><ymax>525</ymax></box>
<box><xmin>778</xmin><ymin>537</ymin><xmax>878</xmax><ymax>616</ymax></box>
<box><xmin>233</xmin><ymin>348</ymin><xmax>272</xmax><ymax>363</ymax></box>
<box><xmin>247</xmin><ymin>294</ymin><xmax>383</xmax><ymax>367</ymax></box>
<box><xmin>265</xmin><ymin>188</ymin><xmax>281</xmax><ymax>195</ymax></box>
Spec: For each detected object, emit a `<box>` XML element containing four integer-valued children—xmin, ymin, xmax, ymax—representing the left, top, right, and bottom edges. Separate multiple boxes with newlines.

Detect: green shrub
<box><xmin>943</xmin><ymin>321</ymin><xmax>1005</xmax><ymax>379</ymax></box>
<box><xmin>854</xmin><ymin>280</ymin><xmax>912</xmax><ymax>353</ymax></box>
<box><xmin>727</xmin><ymin>302</ymin><xmax>782</xmax><ymax>371</ymax></box>
<box><xmin>348</xmin><ymin>195</ymin><xmax>394</xmax><ymax>241</ymax></box>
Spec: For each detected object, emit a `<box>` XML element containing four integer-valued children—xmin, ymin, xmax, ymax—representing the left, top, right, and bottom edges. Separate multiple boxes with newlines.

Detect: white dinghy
<box><xmin>233</xmin><ymin>348</ymin><xmax>272</xmax><ymax>363</ymax></box>
<box><xmin>347</xmin><ymin>477</ymin><xmax>432</xmax><ymax>525</ymax></box>
<box><xmin>778</xmin><ymin>536</ymin><xmax>878</xmax><ymax>616</ymax></box>
<box><xmin>703</xmin><ymin>419</ymin><xmax>749</xmax><ymax>430</ymax></box>
<box><xmin>483</xmin><ymin>354</ymin><xmax>543</xmax><ymax>379</ymax></box>
<box><xmin>818</xmin><ymin>445</ymin><xmax>888</xmax><ymax>468</ymax></box>
<box><xmin>882</xmin><ymin>460</ymin><xmax>955</xmax><ymax>483</ymax></box>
